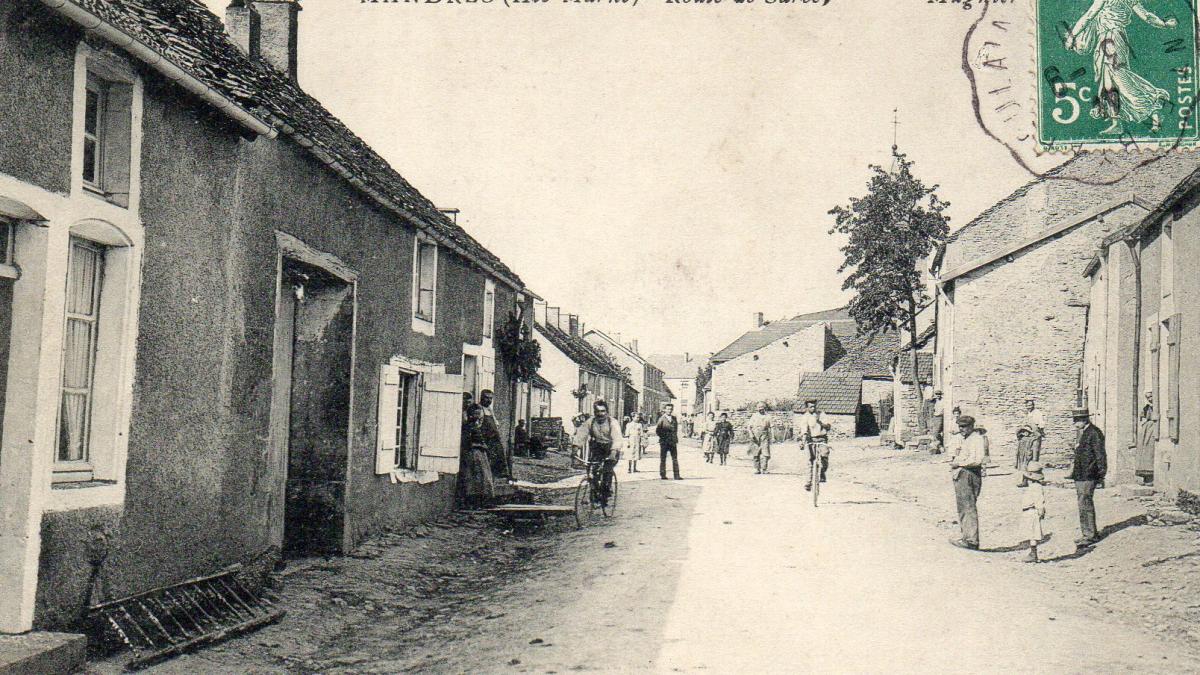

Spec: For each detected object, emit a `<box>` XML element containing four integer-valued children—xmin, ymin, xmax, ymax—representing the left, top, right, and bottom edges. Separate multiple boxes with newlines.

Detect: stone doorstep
<box><xmin>0</xmin><ymin>632</ymin><xmax>86</xmax><ymax>675</ymax></box>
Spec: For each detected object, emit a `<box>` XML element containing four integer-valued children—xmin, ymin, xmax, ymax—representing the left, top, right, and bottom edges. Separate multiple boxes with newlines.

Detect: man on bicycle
<box><xmin>571</xmin><ymin>400</ymin><xmax>624</xmax><ymax>506</ymax></box>
<box><xmin>795</xmin><ymin>399</ymin><xmax>832</xmax><ymax>491</ymax></box>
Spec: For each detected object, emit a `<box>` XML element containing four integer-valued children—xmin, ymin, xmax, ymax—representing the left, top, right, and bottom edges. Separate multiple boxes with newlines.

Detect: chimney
<box><xmin>685</xmin><ymin>352</ymin><xmax>690</xmax><ymax>362</ymax></box>
<box><xmin>630</xmin><ymin>339</ymin><xmax>639</xmax><ymax>354</ymax></box>
<box><xmin>252</xmin><ymin>0</ymin><xmax>301</xmax><ymax>81</ymax></box>
<box><xmin>754</xmin><ymin>312</ymin><xmax>764</xmax><ymax>328</ymax></box>
<box><xmin>568</xmin><ymin>315</ymin><xmax>580</xmax><ymax>338</ymax></box>
<box><xmin>225</xmin><ymin>0</ymin><xmax>260</xmax><ymax>58</ymax></box>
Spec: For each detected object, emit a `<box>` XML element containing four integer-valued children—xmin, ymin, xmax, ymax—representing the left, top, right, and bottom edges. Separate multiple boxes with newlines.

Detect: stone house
<box><xmin>709</xmin><ymin>307</ymin><xmax>856</xmax><ymax>412</ymax></box>
<box><xmin>648</xmin><ymin>352</ymin><xmax>708</xmax><ymax>419</ymax></box>
<box><xmin>931</xmin><ymin>153</ymin><xmax>1199</xmax><ymax>461</ymax></box>
<box><xmin>796</xmin><ymin>328</ymin><xmax>900</xmax><ymax>437</ymax></box>
<box><xmin>1083</xmin><ymin>164</ymin><xmax>1200</xmax><ymax>494</ymax></box>
<box><xmin>584</xmin><ymin>329</ymin><xmax>671</xmax><ymax>421</ymax></box>
<box><xmin>0</xmin><ymin>0</ymin><xmax>534</xmax><ymax>633</ymax></box>
<box><xmin>532</xmin><ymin>304</ymin><xmax>626</xmax><ymax>428</ymax></box>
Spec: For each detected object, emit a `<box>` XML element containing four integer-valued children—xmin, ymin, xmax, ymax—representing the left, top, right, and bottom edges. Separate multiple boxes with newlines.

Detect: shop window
<box><xmin>54</xmin><ymin>238</ymin><xmax>105</xmax><ymax>481</ymax></box>
<box><xmin>81</xmin><ymin>70</ymin><xmax>133</xmax><ymax>208</ymax></box>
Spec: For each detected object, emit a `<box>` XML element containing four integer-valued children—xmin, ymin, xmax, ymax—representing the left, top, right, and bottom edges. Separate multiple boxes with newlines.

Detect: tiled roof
<box><xmin>662</xmin><ymin>382</ymin><xmax>677</xmax><ymax>400</ymax></box>
<box><xmin>828</xmin><ymin>331</ymin><xmax>899</xmax><ymax>380</ymax></box>
<box><xmin>896</xmin><ymin>351</ymin><xmax>934</xmax><ymax>385</ymax></box>
<box><xmin>530</xmin><ymin>373</ymin><xmax>555</xmax><ymax>391</ymax></box>
<box><xmin>796</xmin><ymin>372</ymin><xmax>861</xmax><ymax>415</ymax></box>
<box><xmin>790</xmin><ymin>306</ymin><xmax>853</xmax><ymax>322</ymax></box>
<box><xmin>535</xmin><ymin>323</ymin><xmax>624</xmax><ymax>379</ymax></box>
<box><xmin>647</xmin><ymin>354</ymin><xmax>708</xmax><ymax>380</ymax></box>
<box><xmin>941</xmin><ymin>152</ymin><xmax>1200</xmax><ymax>276</ymax></box>
<box><xmin>712</xmin><ymin>307</ymin><xmax>855</xmax><ymax>364</ymax></box>
<box><xmin>56</xmin><ymin>0</ymin><xmax>522</xmax><ymax>287</ymax></box>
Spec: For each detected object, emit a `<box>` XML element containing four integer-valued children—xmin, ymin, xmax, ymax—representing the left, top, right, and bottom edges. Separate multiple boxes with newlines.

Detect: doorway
<box><xmin>271</xmin><ymin>257</ymin><xmax>355</xmax><ymax>557</ymax></box>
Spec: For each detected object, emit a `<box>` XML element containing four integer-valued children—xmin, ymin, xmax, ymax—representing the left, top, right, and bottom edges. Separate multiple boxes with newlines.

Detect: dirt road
<box><xmin>108</xmin><ymin>441</ymin><xmax>1200</xmax><ymax>674</ymax></box>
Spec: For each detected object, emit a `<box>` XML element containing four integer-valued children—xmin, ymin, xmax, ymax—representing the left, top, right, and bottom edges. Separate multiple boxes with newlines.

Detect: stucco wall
<box><xmin>940</xmin><ymin>204</ymin><xmax>1145</xmax><ymax>461</ymax></box>
<box><xmin>0</xmin><ymin>0</ymin><xmax>76</xmax><ymax>195</ymax></box>
<box><xmin>1167</xmin><ymin>200</ymin><xmax>1200</xmax><ymax>493</ymax></box>
<box><xmin>711</xmin><ymin>324</ymin><xmax>826</xmax><ymax>411</ymax></box>
<box><xmin>27</xmin><ymin>39</ymin><xmax>521</xmax><ymax>627</ymax></box>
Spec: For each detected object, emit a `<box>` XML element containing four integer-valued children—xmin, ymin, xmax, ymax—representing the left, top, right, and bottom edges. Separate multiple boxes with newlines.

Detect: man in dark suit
<box><xmin>656</xmin><ymin>403</ymin><xmax>681</xmax><ymax>480</ymax></box>
<box><xmin>1069</xmin><ymin>407</ymin><xmax>1107</xmax><ymax>548</ymax></box>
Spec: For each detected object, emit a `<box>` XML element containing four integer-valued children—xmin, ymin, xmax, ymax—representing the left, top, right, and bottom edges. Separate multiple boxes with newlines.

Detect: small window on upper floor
<box><xmin>413</xmin><ymin>236</ymin><xmax>438</xmax><ymax>326</ymax></box>
<box><xmin>81</xmin><ymin>69</ymin><xmax>133</xmax><ymax>208</ymax></box>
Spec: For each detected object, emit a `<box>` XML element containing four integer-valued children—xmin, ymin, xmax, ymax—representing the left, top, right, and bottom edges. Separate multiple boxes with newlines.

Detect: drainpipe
<box><xmin>1126</xmin><ymin>237</ymin><xmax>1142</xmax><ymax>449</ymax></box>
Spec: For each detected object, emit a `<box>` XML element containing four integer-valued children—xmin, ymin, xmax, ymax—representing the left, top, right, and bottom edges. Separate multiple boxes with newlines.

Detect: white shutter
<box><xmin>375</xmin><ymin>365</ymin><xmax>401</xmax><ymax>474</ymax></box>
<box><xmin>481</xmin><ymin>355</ymin><xmax>496</xmax><ymax>394</ymax></box>
<box><xmin>418</xmin><ymin>372</ymin><xmax>465</xmax><ymax>474</ymax></box>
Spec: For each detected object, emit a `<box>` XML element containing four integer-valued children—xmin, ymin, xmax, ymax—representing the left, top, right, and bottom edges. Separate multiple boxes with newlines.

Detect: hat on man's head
<box><xmin>1017</xmin><ymin>423</ymin><xmax>1034</xmax><ymax>436</ymax></box>
<box><xmin>1071</xmin><ymin>407</ymin><xmax>1091</xmax><ymax>419</ymax></box>
<box><xmin>956</xmin><ymin>415</ymin><xmax>976</xmax><ymax>427</ymax></box>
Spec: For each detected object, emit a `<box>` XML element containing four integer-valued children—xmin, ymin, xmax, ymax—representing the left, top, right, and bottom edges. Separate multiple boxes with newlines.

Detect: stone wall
<box><xmin>711</xmin><ymin>323</ymin><xmax>826</xmax><ymax>411</ymax></box>
<box><xmin>940</xmin><ymin>203</ymin><xmax>1147</xmax><ymax>461</ymax></box>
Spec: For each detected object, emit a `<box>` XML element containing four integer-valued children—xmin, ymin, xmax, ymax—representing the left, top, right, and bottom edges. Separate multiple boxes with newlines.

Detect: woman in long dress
<box><xmin>625</xmin><ymin>414</ymin><xmax>644</xmax><ymax>473</ymax></box>
<box><xmin>1066</xmin><ymin>0</ymin><xmax>1177</xmax><ymax>134</ymax></box>
<box><xmin>458</xmin><ymin>404</ymin><xmax>495</xmax><ymax>506</ymax></box>
<box><xmin>1136</xmin><ymin>390</ymin><xmax>1157</xmax><ymax>483</ymax></box>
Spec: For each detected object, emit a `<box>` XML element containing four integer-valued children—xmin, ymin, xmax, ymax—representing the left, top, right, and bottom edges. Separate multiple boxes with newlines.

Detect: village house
<box><xmin>0</xmin><ymin>0</ymin><xmax>536</xmax><ymax>635</ymax></box>
<box><xmin>584</xmin><ymin>329</ymin><xmax>671</xmax><ymax>420</ymax></box>
<box><xmin>709</xmin><ymin>307</ymin><xmax>855</xmax><ymax>412</ymax></box>
<box><xmin>648</xmin><ymin>353</ymin><xmax>709</xmax><ymax>420</ymax></box>
<box><xmin>532</xmin><ymin>303</ymin><xmax>626</xmax><ymax>430</ymax></box>
<box><xmin>931</xmin><ymin>152</ymin><xmax>1199</xmax><ymax>461</ymax></box>
<box><xmin>796</xmin><ymin>329</ymin><xmax>900</xmax><ymax>437</ymax></box>
<box><xmin>1083</xmin><ymin>163</ymin><xmax>1200</xmax><ymax>495</ymax></box>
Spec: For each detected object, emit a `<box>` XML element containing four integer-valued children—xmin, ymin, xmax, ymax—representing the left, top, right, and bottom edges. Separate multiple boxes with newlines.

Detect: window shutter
<box><xmin>375</xmin><ymin>365</ymin><xmax>401</xmax><ymax>474</ymax></box>
<box><xmin>1168</xmin><ymin>314</ymin><xmax>1181</xmax><ymax>442</ymax></box>
<box><xmin>481</xmin><ymin>355</ymin><xmax>496</xmax><ymax>395</ymax></box>
<box><xmin>418</xmin><ymin>372</ymin><xmax>465</xmax><ymax>474</ymax></box>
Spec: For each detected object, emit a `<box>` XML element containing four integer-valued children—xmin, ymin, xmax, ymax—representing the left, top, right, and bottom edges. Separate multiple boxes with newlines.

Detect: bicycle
<box><xmin>805</xmin><ymin>439</ymin><xmax>831</xmax><ymax>507</ymax></box>
<box><xmin>574</xmin><ymin>459</ymin><xmax>618</xmax><ymax>525</ymax></box>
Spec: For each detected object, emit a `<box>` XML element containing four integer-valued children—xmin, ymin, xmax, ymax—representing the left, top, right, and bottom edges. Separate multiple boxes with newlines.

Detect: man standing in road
<box><xmin>949</xmin><ymin>415</ymin><xmax>988</xmax><ymax>550</ymax></box>
<box><xmin>1022</xmin><ymin>398</ymin><xmax>1046</xmax><ymax>462</ymax></box>
<box><xmin>1069</xmin><ymin>407</ymin><xmax>1106</xmax><ymax>548</ymax></box>
<box><xmin>656</xmin><ymin>403</ymin><xmax>682</xmax><ymax>480</ymax></box>
<box><xmin>748</xmin><ymin>402</ymin><xmax>774</xmax><ymax>474</ymax></box>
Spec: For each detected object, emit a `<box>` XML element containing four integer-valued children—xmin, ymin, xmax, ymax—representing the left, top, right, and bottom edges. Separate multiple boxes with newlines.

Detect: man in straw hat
<box><xmin>949</xmin><ymin>415</ymin><xmax>988</xmax><ymax>550</ymax></box>
<box><xmin>1069</xmin><ymin>407</ymin><xmax>1106</xmax><ymax>548</ymax></box>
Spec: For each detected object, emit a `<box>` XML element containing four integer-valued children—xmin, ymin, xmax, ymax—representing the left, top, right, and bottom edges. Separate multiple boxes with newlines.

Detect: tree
<box><xmin>694</xmin><ymin>363</ymin><xmax>713</xmax><ymax>409</ymax></box>
<box><xmin>828</xmin><ymin>148</ymin><xmax>950</xmax><ymax>428</ymax></box>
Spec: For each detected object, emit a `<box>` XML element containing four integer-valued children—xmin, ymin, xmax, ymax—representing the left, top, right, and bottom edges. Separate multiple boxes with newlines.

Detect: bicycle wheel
<box><xmin>811</xmin><ymin>450</ymin><xmax>821</xmax><ymax>507</ymax></box>
<box><xmin>602</xmin><ymin>472</ymin><xmax>618</xmax><ymax>517</ymax></box>
<box><xmin>574</xmin><ymin>477</ymin><xmax>596</xmax><ymax>527</ymax></box>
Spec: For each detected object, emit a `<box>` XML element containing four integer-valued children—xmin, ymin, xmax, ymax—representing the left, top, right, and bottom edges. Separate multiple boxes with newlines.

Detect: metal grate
<box><xmin>88</xmin><ymin>565</ymin><xmax>285</xmax><ymax>671</ymax></box>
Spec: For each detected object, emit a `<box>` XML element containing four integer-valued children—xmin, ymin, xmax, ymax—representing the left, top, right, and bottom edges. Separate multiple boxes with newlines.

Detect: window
<box><xmin>376</xmin><ymin>365</ymin><xmax>420</xmax><ymax>472</ymax></box>
<box><xmin>55</xmin><ymin>237</ymin><xmax>105</xmax><ymax>480</ymax></box>
<box><xmin>80</xmin><ymin>70</ymin><xmax>133</xmax><ymax>207</ymax></box>
<box><xmin>483</xmin><ymin>280</ymin><xmax>495</xmax><ymax>339</ymax></box>
<box><xmin>413</xmin><ymin>237</ymin><xmax>437</xmax><ymax>323</ymax></box>
<box><xmin>0</xmin><ymin>219</ymin><xmax>13</xmax><ymax>266</ymax></box>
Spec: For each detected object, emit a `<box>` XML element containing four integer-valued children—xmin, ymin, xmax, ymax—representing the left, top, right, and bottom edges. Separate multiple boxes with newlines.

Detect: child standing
<box><xmin>1020</xmin><ymin>461</ymin><xmax>1047</xmax><ymax>563</ymax></box>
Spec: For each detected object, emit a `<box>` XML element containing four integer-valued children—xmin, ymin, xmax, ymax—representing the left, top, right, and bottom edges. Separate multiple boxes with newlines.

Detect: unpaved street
<box><xmin>104</xmin><ymin>441</ymin><xmax>1200</xmax><ymax>674</ymax></box>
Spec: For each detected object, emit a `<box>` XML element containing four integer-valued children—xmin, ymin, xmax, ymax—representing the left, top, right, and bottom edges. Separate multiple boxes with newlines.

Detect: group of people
<box><xmin>459</xmin><ymin>389</ymin><xmax>513</xmax><ymax>506</ymax></box>
<box><xmin>698</xmin><ymin>412</ymin><xmax>735</xmax><ymax>465</ymax></box>
<box><xmin>948</xmin><ymin>404</ymin><xmax>1107</xmax><ymax>562</ymax></box>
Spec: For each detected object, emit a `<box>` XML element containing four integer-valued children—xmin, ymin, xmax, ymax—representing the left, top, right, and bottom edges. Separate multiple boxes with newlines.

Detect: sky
<box><xmin>203</xmin><ymin>0</ymin><xmax>1039</xmax><ymax>357</ymax></box>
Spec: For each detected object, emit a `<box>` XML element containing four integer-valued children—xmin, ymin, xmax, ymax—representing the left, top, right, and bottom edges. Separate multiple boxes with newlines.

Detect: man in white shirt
<box><xmin>748</xmin><ymin>403</ymin><xmax>774</xmax><ymax>474</ymax></box>
<box><xmin>950</xmin><ymin>415</ymin><xmax>989</xmax><ymax>550</ymax></box>
<box><xmin>794</xmin><ymin>399</ymin><xmax>832</xmax><ymax>491</ymax></box>
<box><xmin>1022</xmin><ymin>398</ymin><xmax>1046</xmax><ymax>461</ymax></box>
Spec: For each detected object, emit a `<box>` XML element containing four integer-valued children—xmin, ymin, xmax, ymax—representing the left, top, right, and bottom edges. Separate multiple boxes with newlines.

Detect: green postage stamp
<box><xmin>1036</xmin><ymin>0</ymin><xmax>1200</xmax><ymax>149</ymax></box>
